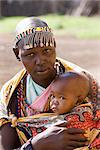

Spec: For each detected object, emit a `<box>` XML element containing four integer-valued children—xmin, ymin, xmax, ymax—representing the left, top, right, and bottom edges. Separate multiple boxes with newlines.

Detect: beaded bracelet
<box><xmin>21</xmin><ymin>138</ymin><xmax>34</xmax><ymax>150</ymax></box>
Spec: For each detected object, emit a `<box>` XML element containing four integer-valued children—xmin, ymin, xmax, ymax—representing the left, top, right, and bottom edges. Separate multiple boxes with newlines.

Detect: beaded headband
<box><xmin>13</xmin><ymin>26</ymin><xmax>56</xmax><ymax>50</ymax></box>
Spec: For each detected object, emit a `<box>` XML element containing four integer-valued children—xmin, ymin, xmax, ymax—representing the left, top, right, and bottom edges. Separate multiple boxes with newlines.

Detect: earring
<box><xmin>54</xmin><ymin>61</ymin><xmax>60</xmax><ymax>75</ymax></box>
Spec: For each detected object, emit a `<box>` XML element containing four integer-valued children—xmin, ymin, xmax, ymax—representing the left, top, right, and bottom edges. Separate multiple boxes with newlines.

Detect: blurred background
<box><xmin>0</xmin><ymin>0</ymin><xmax>100</xmax><ymax>89</ymax></box>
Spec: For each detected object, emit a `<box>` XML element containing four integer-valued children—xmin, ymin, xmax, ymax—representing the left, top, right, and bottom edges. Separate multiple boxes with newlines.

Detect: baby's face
<box><xmin>49</xmin><ymin>92</ymin><xmax>77</xmax><ymax>115</ymax></box>
<box><xmin>49</xmin><ymin>80</ymin><xmax>78</xmax><ymax>115</ymax></box>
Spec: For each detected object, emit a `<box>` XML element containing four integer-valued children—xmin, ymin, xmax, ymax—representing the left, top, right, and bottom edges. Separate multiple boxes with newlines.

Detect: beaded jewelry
<box><xmin>14</xmin><ymin>26</ymin><xmax>56</xmax><ymax>50</ymax></box>
<box><xmin>13</xmin><ymin>26</ymin><xmax>56</xmax><ymax>61</ymax></box>
<box><xmin>17</xmin><ymin>74</ymin><xmax>27</xmax><ymax>117</ymax></box>
<box><xmin>20</xmin><ymin>138</ymin><xmax>34</xmax><ymax>150</ymax></box>
<box><xmin>54</xmin><ymin>59</ymin><xmax>65</xmax><ymax>75</ymax></box>
<box><xmin>82</xmin><ymin>71</ymin><xmax>100</xmax><ymax>120</ymax></box>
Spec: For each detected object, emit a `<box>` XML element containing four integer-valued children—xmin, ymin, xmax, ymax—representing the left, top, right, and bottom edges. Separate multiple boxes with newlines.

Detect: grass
<box><xmin>0</xmin><ymin>14</ymin><xmax>100</xmax><ymax>39</ymax></box>
<box><xmin>0</xmin><ymin>16</ymin><xmax>25</xmax><ymax>33</ymax></box>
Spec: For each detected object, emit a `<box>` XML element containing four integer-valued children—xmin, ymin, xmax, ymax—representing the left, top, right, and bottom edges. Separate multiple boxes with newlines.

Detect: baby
<box><xmin>49</xmin><ymin>71</ymin><xmax>90</xmax><ymax>115</ymax></box>
<box><xmin>47</xmin><ymin>72</ymin><xmax>99</xmax><ymax>149</ymax></box>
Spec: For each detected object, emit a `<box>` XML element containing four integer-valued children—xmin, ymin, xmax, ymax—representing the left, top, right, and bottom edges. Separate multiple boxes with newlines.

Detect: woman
<box><xmin>0</xmin><ymin>17</ymin><xmax>99</xmax><ymax>150</ymax></box>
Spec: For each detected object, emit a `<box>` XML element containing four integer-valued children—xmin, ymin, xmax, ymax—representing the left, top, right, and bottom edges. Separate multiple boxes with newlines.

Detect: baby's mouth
<box><xmin>51</xmin><ymin>105</ymin><xmax>57</xmax><ymax>112</ymax></box>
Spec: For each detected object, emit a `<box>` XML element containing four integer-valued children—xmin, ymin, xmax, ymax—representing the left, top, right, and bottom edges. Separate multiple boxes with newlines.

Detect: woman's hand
<box><xmin>31</xmin><ymin>123</ymin><xmax>88</xmax><ymax>150</ymax></box>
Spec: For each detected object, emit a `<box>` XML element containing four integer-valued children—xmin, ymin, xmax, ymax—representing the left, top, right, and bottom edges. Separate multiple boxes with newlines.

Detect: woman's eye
<box><xmin>44</xmin><ymin>49</ymin><xmax>51</xmax><ymax>53</ymax></box>
<box><xmin>60</xmin><ymin>96</ymin><xmax>65</xmax><ymax>100</ymax></box>
<box><xmin>27</xmin><ymin>53</ymin><xmax>34</xmax><ymax>57</ymax></box>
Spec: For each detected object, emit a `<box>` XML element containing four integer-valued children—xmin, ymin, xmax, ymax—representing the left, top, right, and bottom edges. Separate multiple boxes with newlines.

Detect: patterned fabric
<box><xmin>4</xmin><ymin>105</ymin><xmax>99</xmax><ymax>149</ymax></box>
<box><xmin>0</xmin><ymin>58</ymin><xmax>100</xmax><ymax>148</ymax></box>
<box><xmin>65</xmin><ymin>105</ymin><xmax>100</xmax><ymax>149</ymax></box>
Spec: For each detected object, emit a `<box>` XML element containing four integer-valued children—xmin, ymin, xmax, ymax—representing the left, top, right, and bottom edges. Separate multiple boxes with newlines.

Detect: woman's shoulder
<box><xmin>2</xmin><ymin>68</ymin><xmax>26</xmax><ymax>90</ymax></box>
<box><xmin>0</xmin><ymin>68</ymin><xmax>26</xmax><ymax>105</ymax></box>
<box><xmin>57</xmin><ymin>57</ymin><xmax>84</xmax><ymax>72</ymax></box>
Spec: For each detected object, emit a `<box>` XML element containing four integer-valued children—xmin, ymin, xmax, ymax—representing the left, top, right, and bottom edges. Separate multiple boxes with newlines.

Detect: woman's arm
<box><xmin>31</xmin><ymin>126</ymin><xmax>88</xmax><ymax>150</ymax></box>
<box><xmin>0</xmin><ymin>123</ymin><xmax>21</xmax><ymax>150</ymax></box>
<box><xmin>21</xmin><ymin>123</ymin><xmax>88</xmax><ymax>150</ymax></box>
<box><xmin>0</xmin><ymin>120</ymin><xmax>88</xmax><ymax>150</ymax></box>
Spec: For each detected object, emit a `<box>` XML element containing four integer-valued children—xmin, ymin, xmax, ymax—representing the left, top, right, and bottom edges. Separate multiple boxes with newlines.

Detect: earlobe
<box><xmin>13</xmin><ymin>48</ymin><xmax>21</xmax><ymax>61</ymax></box>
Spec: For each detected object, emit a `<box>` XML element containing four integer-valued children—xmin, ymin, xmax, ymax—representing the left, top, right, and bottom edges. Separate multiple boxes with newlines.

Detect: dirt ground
<box><xmin>0</xmin><ymin>33</ymin><xmax>100</xmax><ymax>89</ymax></box>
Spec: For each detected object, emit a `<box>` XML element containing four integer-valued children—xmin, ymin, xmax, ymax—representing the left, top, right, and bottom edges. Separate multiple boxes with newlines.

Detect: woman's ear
<box><xmin>13</xmin><ymin>48</ymin><xmax>21</xmax><ymax>61</ymax></box>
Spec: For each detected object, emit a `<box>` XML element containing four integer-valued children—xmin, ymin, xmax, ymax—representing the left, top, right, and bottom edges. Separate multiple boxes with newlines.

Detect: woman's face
<box><xmin>20</xmin><ymin>46</ymin><xmax>56</xmax><ymax>84</ymax></box>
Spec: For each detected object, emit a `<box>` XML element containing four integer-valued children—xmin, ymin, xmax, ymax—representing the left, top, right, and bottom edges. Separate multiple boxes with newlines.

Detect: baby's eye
<box><xmin>60</xmin><ymin>96</ymin><xmax>65</xmax><ymax>100</ymax></box>
<box><xmin>50</xmin><ymin>94</ymin><xmax>55</xmax><ymax>100</ymax></box>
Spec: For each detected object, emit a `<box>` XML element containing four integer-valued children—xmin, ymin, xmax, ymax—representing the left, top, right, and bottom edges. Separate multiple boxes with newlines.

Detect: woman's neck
<box><xmin>32</xmin><ymin>70</ymin><xmax>56</xmax><ymax>88</ymax></box>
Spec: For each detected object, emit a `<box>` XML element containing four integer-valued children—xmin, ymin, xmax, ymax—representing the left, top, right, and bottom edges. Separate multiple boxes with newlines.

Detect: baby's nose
<box><xmin>53</xmin><ymin>99</ymin><xmax>59</xmax><ymax>106</ymax></box>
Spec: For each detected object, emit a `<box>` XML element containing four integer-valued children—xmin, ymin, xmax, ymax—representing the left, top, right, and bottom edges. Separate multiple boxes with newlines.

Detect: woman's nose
<box><xmin>34</xmin><ymin>55</ymin><xmax>45</xmax><ymax>65</ymax></box>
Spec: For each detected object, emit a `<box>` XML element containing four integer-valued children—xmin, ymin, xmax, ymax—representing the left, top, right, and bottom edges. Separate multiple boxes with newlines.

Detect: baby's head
<box><xmin>49</xmin><ymin>71</ymin><xmax>90</xmax><ymax>115</ymax></box>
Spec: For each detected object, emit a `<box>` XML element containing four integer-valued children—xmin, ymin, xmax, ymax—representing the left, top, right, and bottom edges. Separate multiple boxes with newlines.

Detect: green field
<box><xmin>0</xmin><ymin>15</ymin><xmax>100</xmax><ymax>39</ymax></box>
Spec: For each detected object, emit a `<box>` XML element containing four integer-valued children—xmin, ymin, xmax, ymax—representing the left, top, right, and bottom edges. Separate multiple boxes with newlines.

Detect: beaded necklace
<box><xmin>17</xmin><ymin>74</ymin><xmax>27</xmax><ymax>117</ymax></box>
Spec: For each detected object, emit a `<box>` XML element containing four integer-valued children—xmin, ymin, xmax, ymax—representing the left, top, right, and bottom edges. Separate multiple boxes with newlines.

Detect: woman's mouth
<box><xmin>37</xmin><ymin>68</ymin><xmax>49</xmax><ymax>75</ymax></box>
